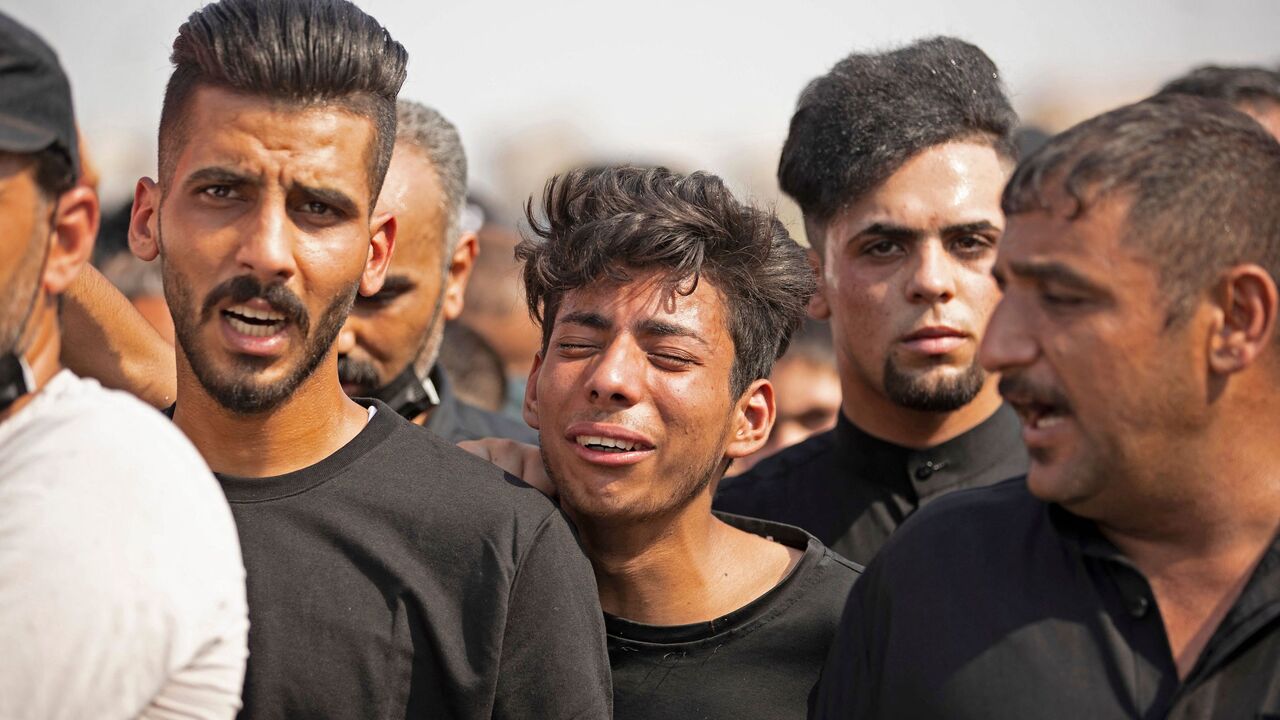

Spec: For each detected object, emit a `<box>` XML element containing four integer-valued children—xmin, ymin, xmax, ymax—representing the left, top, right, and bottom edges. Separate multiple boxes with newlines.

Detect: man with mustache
<box><xmin>0</xmin><ymin>12</ymin><xmax>247</xmax><ymax>717</ymax></box>
<box><xmin>126</xmin><ymin>0</ymin><xmax>610</xmax><ymax>716</ymax></box>
<box><xmin>812</xmin><ymin>94</ymin><xmax>1280</xmax><ymax>718</ymax></box>
<box><xmin>63</xmin><ymin>99</ymin><xmax>535</xmax><ymax>443</ymax></box>
<box><xmin>714</xmin><ymin>37</ymin><xmax>1029</xmax><ymax>565</ymax></box>
<box><xmin>515</xmin><ymin>165</ymin><xmax>859</xmax><ymax>719</ymax></box>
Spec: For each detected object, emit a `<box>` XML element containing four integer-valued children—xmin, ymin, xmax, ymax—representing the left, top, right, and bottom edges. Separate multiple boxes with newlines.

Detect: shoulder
<box><xmin>715</xmin><ymin>428</ymin><xmax>838</xmax><ymax>504</ymax></box>
<box><xmin>867</xmin><ymin>476</ymin><xmax>1045</xmax><ymax>588</ymax></box>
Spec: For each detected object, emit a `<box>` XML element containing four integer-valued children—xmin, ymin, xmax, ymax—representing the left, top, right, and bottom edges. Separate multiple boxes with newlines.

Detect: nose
<box><xmin>978</xmin><ymin>294</ymin><xmax>1038</xmax><ymax>373</ymax></box>
<box><xmin>906</xmin><ymin>240</ymin><xmax>956</xmax><ymax>305</ymax></box>
<box><xmin>584</xmin><ymin>338</ymin><xmax>644</xmax><ymax>408</ymax></box>
<box><xmin>234</xmin><ymin>197</ymin><xmax>298</xmax><ymax>282</ymax></box>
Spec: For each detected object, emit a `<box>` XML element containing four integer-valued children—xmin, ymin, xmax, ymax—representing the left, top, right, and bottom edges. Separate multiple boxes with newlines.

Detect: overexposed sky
<box><xmin>5</xmin><ymin>0</ymin><xmax>1278</xmax><ymax>211</ymax></box>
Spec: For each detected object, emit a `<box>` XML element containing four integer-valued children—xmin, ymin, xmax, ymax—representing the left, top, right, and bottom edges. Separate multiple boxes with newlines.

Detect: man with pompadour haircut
<box><xmin>122</xmin><ymin>0</ymin><xmax>612</xmax><ymax>717</ymax></box>
<box><xmin>715</xmin><ymin>37</ymin><xmax>1029</xmax><ymax>566</ymax></box>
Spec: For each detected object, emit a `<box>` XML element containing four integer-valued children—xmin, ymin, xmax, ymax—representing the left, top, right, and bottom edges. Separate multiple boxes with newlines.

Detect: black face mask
<box><xmin>0</xmin><ymin>352</ymin><xmax>34</xmax><ymax>412</ymax></box>
<box><xmin>370</xmin><ymin>363</ymin><xmax>439</xmax><ymax>421</ymax></box>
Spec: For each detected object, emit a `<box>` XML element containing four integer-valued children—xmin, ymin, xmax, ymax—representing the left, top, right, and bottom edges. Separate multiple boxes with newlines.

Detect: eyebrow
<box><xmin>557</xmin><ymin>311</ymin><xmax>708</xmax><ymax>346</ymax></box>
<box><xmin>1006</xmin><ymin>259</ymin><xmax>1108</xmax><ymax>293</ymax></box>
<box><xmin>559</xmin><ymin>310</ymin><xmax>612</xmax><ymax>331</ymax></box>
<box><xmin>854</xmin><ymin>220</ymin><xmax>1002</xmax><ymax>242</ymax></box>
<box><xmin>377</xmin><ymin>275</ymin><xmax>417</xmax><ymax>293</ymax></box>
<box><xmin>183</xmin><ymin>166</ymin><xmax>360</xmax><ymax>217</ymax></box>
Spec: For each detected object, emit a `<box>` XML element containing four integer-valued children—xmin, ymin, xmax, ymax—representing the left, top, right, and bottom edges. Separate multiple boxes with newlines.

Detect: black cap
<box><xmin>0</xmin><ymin>11</ymin><xmax>78</xmax><ymax>177</ymax></box>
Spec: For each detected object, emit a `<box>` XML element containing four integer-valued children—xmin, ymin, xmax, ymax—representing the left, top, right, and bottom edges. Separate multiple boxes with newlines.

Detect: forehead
<box><xmin>831</xmin><ymin>141</ymin><xmax>1008</xmax><ymax>233</ymax></box>
<box><xmin>554</xmin><ymin>271</ymin><xmax>730</xmax><ymax>336</ymax></box>
<box><xmin>999</xmin><ymin>196</ymin><xmax>1154</xmax><ymax>282</ymax></box>
<box><xmin>170</xmin><ymin>86</ymin><xmax>375</xmax><ymax>204</ymax></box>
<box><xmin>376</xmin><ymin>144</ymin><xmax>447</xmax><ymax>273</ymax></box>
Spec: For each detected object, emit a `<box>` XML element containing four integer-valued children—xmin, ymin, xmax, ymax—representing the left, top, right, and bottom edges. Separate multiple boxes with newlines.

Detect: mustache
<box><xmin>997</xmin><ymin>373</ymin><xmax>1072</xmax><ymax>410</ymax></box>
<box><xmin>201</xmin><ymin>275</ymin><xmax>310</xmax><ymax>337</ymax></box>
<box><xmin>336</xmin><ymin>355</ymin><xmax>380</xmax><ymax>389</ymax></box>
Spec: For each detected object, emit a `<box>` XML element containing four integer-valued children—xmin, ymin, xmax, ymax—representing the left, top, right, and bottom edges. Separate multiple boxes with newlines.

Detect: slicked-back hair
<box><xmin>158</xmin><ymin>0</ymin><xmax>407</xmax><ymax>203</ymax></box>
<box><xmin>395</xmin><ymin>100</ymin><xmax>468</xmax><ymax>253</ymax></box>
<box><xmin>779</xmin><ymin>36</ymin><xmax>1018</xmax><ymax>251</ymax></box>
<box><xmin>1158</xmin><ymin>65</ymin><xmax>1280</xmax><ymax>111</ymax></box>
<box><xmin>518</xmin><ymin>166</ymin><xmax>817</xmax><ymax>398</ymax></box>
<box><xmin>1004</xmin><ymin>94</ymin><xmax>1280</xmax><ymax>324</ymax></box>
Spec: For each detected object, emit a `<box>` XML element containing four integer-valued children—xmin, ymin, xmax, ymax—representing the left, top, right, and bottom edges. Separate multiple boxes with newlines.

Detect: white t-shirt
<box><xmin>0</xmin><ymin>370</ymin><xmax>249</xmax><ymax>719</ymax></box>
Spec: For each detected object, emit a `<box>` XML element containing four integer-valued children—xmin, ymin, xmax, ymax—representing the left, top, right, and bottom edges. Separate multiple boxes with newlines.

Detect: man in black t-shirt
<box><xmin>714</xmin><ymin>37</ymin><xmax>1030</xmax><ymax>566</ymax></box>
<box><xmin>122</xmin><ymin>1</ymin><xmax>611</xmax><ymax>717</ymax></box>
<box><xmin>509</xmin><ymin>165</ymin><xmax>860</xmax><ymax>719</ymax></box>
<box><xmin>812</xmin><ymin>95</ymin><xmax>1280</xmax><ymax>720</ymax></box>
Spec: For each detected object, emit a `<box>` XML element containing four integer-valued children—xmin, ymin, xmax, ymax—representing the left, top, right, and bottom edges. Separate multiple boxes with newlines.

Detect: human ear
<box><xmin>441</xmin><ymin>231</ymin><xmax>479</xmax><ymax>321</ymax></box>
<box><xmin>522</xmin><ymin>351</ymin><xmax>544</xmax><ymax>430</ymax></box>
<box><xmin>42</xmin><ymin>185</ymin><xmax>99</xmax><ymax>295</ymax></box>
<box><xmin>724</xmin><ymin>378</ymin><xmax>775</xmax><ymax>459</ymax></box>
<box><xmin>129</xmin><ymin>177</ymin><xmax>160</xmax><ymax>262</ymax></box>
<box><xmin>806</xmin><ymin>248</ymin><xmax>831</xmax><ymax>320</ymax></box>
<box><xmin>359</xmin><ymin>211</ymin><xmax>396</xmax><ymax>296</ymax></box>
<box><xmin>1207</xmin><ymin>264</ymin><xmax>1277</xmax><ymax>375</ymax></box>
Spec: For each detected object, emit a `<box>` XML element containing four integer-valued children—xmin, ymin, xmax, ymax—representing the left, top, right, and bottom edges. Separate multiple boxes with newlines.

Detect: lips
<box><xmin>899</xmin><ymin>326</ymin><xmax>969</xmax><ymax>355</ymax></box>
<box><xmin>218</xmin><ymin>299</ymin><xmax>292</xmax><ymax>356</ymax></box>
<box><xmin>998</xmin><ymin>376</ymin><xmax>1074</xmax><ymax>447</ymax></box>
<box><xmin>565</xmin><ymin>422</ymin><xmax>656</xmax><ymax>467</ymax></box>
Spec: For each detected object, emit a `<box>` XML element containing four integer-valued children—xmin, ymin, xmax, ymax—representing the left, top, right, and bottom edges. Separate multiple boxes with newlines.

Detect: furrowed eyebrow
<box><xmin>294</xmin><ymin>183</ymin><xmax>359</xmax><ymax>218</ymax></box>
<box><xmin>185</xmin><ymin>167</ymin><xmax>256</xmax><ymax>188</ymax></box>
<box><xmin>943</xmin><ymin>221</ymin><xmax>1001</xmax><ymax>236</ymax></box>
<box><xmin>855</xmin><ymin>222</ymin><xmax>920</xmax><ymax>243</ymax></box>
<box><xmin>559</xmin><ymin>311</ymin><xmax>611</xmax><ymax>331</ymax></box>
<box><xmin>1008</xmin><ymin>259</ymin><xmax>1107</xmax><ymax>293</ymax></box>
<box><xmin>637</xmin><ymin>319</ymin><xmax>708</xmax><ymax>346</ymax></box>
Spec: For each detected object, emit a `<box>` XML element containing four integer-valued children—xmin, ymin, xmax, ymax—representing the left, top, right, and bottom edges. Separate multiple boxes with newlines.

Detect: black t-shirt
<box><xmin>811</xmin><ymin>478</ymin><xmax>1280</xmax><ymax>719</ymax></box>
<box><xmin>714</xmin><ymin>405</ymin><xmax>1027</xmax><ymax>566</ymax></box>
<box><xmin>607</xmin><ymin>513</ymin><xmax>860</xmax><ymax>720</ymax></box>
<box><xmin>216</xmin><ymin>401</ymin><xmax>611</xmax><ymax>719</ymax></box>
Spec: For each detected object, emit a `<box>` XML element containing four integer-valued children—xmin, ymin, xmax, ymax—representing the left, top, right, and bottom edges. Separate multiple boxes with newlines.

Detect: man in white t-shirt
<box><xmin>0</xmin><ymin>12</ymin><xmax>248</xmax><ymax>719</ymax></box>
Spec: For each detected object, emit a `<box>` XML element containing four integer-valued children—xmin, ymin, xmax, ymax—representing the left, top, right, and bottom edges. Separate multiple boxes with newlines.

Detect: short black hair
<box><xmin>1004</xmin><ymin>94</ymin><xmax>1280</xmax><ymax>323</ymax></box>
<box><xmin>33</xmin><ymin>146</ymin><xmax>75</xmax><ymax>202</ymax></box>
<box><xmin>778</xmin><ymin>36</ymin><xmax>1018</xmax><ymax>251</ymax></box>
<box><xmin>157</xmin><ymin>0</ymin><xmax>407</xmax><ymax>202</ymax></box>
<box><xmin>518</xmin><ymin>166</ymin><xmax>817</xmax><ymax>398</ymax></box>
<box><xmin>1158</xmin><ymin>65</ymin><xmax>1280</xmax><ymax>110</ymax></box>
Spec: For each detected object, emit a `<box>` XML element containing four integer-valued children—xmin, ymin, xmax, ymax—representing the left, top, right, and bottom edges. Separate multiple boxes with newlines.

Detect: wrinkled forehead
<box><xmin>551</xmin><ymin>270</ymin><xmax>729</xmax><ymax>334</ymax></box>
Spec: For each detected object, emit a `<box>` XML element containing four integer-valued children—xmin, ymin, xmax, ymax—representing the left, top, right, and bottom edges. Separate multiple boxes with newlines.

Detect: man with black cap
<box><xmin>0</xmin><ymin>10</ymin><xmax>248</xmax><ymax>718</ymax></box>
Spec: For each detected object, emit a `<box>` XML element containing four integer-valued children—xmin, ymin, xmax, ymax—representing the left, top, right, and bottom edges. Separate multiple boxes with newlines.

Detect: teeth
<box><xmin>226</xmin><ymin>315</ymin><xmax>283</xmax><ymax>337</ymax></box>
<box><xmin>576</xmin><ymin>435</ymin><xmax>641</xmax><ymax>452</ymax></box>
<box><xmin>1031</xmin><ymin>414</ymin><xmax>1065</xmax><ymax>429</ymax></box>
<box><xmin>227</xmin><ymin>303</ymin><xmax>285</xmax><ymax>322</ymax></box>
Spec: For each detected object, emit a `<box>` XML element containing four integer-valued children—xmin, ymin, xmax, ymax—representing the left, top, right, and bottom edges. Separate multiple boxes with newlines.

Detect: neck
<box><xmin>1</xmin><ymin>300</ymin><xmax>64</xmax><ymax>423</ymax></box>
<box><xmin>173</xmin><ymin>350</ymin><xmax>370</xmax><ymax>477</ymax></box>
<box><xmin>578</xmin><ymin>492</ymin><xmax>797</xmax><ymax>626</ymax></box>
<box><xmin>839</xmin><ymin>372</ymin><xmax>1003</xmax><ymax>449</ymax></box>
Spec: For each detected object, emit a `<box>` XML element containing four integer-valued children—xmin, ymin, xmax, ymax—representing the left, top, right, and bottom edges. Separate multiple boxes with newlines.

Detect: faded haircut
<box><xmin>778</xmin><ymin>36</ymin><xmax>1018</xmax><ymax>252</ymax></box>
<box><xmin>157</xmin><ymin>0</ymin><xmax>407</xmax><ymax>203</ymax></box>
<box><xmin>518</xmin><ymin>165</ymin><xmax>817</xmax><ymax>398</ymax></box>
<box><xmin>1003</xmin><ymin>94</ymin><xmax>1280</xmax><ymax>324</ymax></box>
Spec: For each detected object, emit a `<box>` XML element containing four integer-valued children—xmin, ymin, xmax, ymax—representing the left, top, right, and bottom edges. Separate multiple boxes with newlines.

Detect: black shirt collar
<box><xmin>836</xmin><ymin>403</ymin><xmax>1026</xmax><ymax>501</ymax></box>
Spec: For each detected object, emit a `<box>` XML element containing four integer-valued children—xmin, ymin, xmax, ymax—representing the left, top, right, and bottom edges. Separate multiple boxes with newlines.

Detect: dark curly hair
<box><xmin>518</xmin><ymin>166</ymin><xmax>817</xmax><ymax>398</ymax></box>
<box><xmin>1003</xmin><ymin>94</ymin><xmax>1280</xmax><ymax>324</ymax></box>
<box><xmin>778</xmin><ymin>36</ymin><xmax>1018</xmax><ymax>251</ymax></box>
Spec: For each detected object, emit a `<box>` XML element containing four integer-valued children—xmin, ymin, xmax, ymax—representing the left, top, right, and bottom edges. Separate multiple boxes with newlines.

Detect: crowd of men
<box><xmin>1</xmin><ymin>0</ymin><xmax>1277</xmax><ymax>718</ymax></box>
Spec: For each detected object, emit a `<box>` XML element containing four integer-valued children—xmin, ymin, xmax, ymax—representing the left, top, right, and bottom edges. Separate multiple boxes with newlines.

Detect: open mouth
<box><xmin>1014</xmin><ymin>401</ymin><xmax>1070</xmax><ymax>430</ymax></box>
<box><xmin>575</xmin><ymin>435</ymin><xmax>654</xmax><ymax>453</ymax></box>
<box><xmin>222</xmin><ymin>303</ymin><xmax>288</xmax><ymax>337</ymax></box>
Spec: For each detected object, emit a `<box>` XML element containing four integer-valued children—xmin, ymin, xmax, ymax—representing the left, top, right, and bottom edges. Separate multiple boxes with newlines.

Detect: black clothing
<box><xmin>810</xmin><ymin>477</ymin><xmax>1280</xmax><ymax>720</ymax></box>
<box><xmin>217</xmin><ymin>402</ymin><xmax>611</xmax><ymax>719</ymax></box>
<box><xmin>424</xmin><ymin>366</ymin><xmax>537</xmax><ymax>444</ymax></box>
<box><xmin>608</xmin><ymin>513</ymin><xmax>861</xmax><ymax>720</ymax></box>
<box><xmin>715</xmin><ymin>405</ymin><xmax>1027</xmax><ymax>566</ymax></box>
